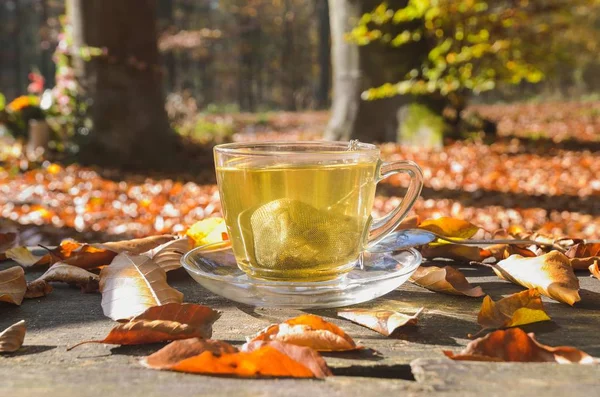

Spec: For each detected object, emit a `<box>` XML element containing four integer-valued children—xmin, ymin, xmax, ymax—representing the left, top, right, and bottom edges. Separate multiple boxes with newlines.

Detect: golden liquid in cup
<box><xmin>217</xmin><ymin>161</ymin><xmax>377</xmax><ymax>281</ymax></box>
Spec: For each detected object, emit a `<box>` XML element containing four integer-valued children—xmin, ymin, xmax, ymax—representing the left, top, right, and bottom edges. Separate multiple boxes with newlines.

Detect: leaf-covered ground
<box><xmin>1</xmin><ymin>101</ymin><xmax>599</xmax><ymax>243</ymax></box>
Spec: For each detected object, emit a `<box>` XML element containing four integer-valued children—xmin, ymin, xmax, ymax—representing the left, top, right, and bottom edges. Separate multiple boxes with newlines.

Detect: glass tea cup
<box><xmin>214</xmin><ymin>141</ymin><xmax>423</xmax><ymax>282</ymax></box>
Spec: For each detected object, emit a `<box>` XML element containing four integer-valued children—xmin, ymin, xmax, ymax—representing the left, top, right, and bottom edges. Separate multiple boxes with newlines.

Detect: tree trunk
<box><xmin>316</xmin><ymin>0</ymin><xmax>331</xmax><ymax>109</ymax></box>
<box><xmin>325</xmin><ymin>0</ymin><xmax>433</xmax><ymax>143</ymax></box>
<box><xmin>67</xmin><ymin>0</ymin><xmax>181</xmax><ymax>171</ymax></box>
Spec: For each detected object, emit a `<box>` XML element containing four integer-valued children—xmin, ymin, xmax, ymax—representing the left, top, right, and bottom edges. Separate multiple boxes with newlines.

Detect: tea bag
<box><xmin>250</xmin><ymin>199</ymin><xmax>359</xmax><ymax>269</ymax></box>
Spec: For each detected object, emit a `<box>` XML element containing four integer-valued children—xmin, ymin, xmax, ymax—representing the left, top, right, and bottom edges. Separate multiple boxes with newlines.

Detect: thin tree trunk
<box><xmin>67</xmin><ymin>0</ymin><xmax>181</xmax><ymax>171</ymax></box>
<box><xmin>325</xmin><ymin>0</ymin><xmax>432</xmax><ymax>143</ymax></box>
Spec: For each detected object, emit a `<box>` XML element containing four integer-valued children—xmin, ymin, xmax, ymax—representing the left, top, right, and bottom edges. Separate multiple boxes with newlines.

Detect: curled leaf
<box><xmin>69</xmin><ymin>303</ymin><xmax>220</xmax><ymax>350</ymax></box>
<box><xmin>480</xmin><ymin>244</ymin><xmax>537</xmax><ymax>261</ymax></box>
<box><xmin>493</xmin><ymin>251</ymin><xmax>580</xmax><ymax>306</ymax></box>
<box><xmin>242</xmin><ymin>341</ymin><xmax>332</xmax><ymax>378</ymax></box>
<box><xmin>5</xmin><ymin>247</ymin><xmax>50</xmax><ymax>267</ymax></box>
<box><xmin>95</xmin><ymin>235</ymin><xmax>176</xmax><ymax>255</ymax></box>
<box><xmin>420</xmin><ymin>244</ymin><xmax>484</xmax><ymax>262</ymax></box>
<box><xmin>50</xmin><ymin>241</ymin><xmax>116</xmax><ymax>270</ymax></box>
<box><xmin>565</xmin><ymin>243</ymin><xmax>600</xmax><ymax>270</ymax></box>
<box><xmin>142</xmin><ymin>338</ymin><xmax>237</xmax><ymax>369</ymax></box>
<box><xmin>337</xmin><ymin>308</ymin><xmax>423</xmax><ymax>336</ymax></box>
<box><xmin>25</xmin><ymin>279</ymin><xmax>53</xmax><ymax>298</ymax></box>
<box><xmin>590</xmin><ymin>262</ymin><xmax>600</xmax><ymax>280</ymax></box>
<box><xmin>0</xmin><ymin>266</ymin><xmax>27</xmax><ymax>305</ymax></box>
<box><xmin>186</xmin><ymin>218</ymin><xmax>228</xmax><ymax>247</ymax></box>
<box><xmin>0</xmin><ymin>232</ymin><xmax>17</xmax><ymax>261</ymax></box>
<box><xmin>0</xmin><ymin>320</ymin><xmax>26</xmax><ymax>353</ymax></box>
<box><xmin>477</xmin><ymin>289</ymin><xmax>550</xmax><ymax>330</ymax></box>
<box><xmin>419</xmin><ymin>217</ymin><xmax>479</xmax><ymax>239</ymax></box>
<box><xmin>99</xmin><ymin>253</ymin><xmax>184</xmax><ymax>321</ymax></box>
<box><xmin>142</xmin><ymin>237</ymin><xmax>191</xmax><ymax>272</ymax></box>
<box><xmin>249</xmin><ymin>314</ymin><xmax>358</xmax><ymax>352</ymax></box>
<box><xmin>37</xmin><ymin>262</ymin><xmax>100</xmax><ymax>292</ymax></box>
<box><xmin>444</xmin><ymin>328</ymin><xmax>597</xmax><ymax>364</ymax></box>
<box><xmin>409</xmin><ymin>266</ymin><xmax>484</xmax><ymax>297</ymax></box>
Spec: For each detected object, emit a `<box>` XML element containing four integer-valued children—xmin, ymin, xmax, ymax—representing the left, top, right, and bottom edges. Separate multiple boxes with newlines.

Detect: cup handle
<box><xmin>366</xmin><ymin>160</ymin><xmax>424</xmax><ymax>249</ymax></box>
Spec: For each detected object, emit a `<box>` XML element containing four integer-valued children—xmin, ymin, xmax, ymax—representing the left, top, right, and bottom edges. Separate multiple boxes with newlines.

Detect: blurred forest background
<box><xmin>1</xmin><ymin>0</ymin><xmax>600</xmax><ymax>243</ymax></box>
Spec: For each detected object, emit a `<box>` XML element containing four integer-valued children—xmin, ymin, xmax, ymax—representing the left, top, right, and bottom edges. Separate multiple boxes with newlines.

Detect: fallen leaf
<box><xmin>493</xmin><ymin>251</ymin><xmax>580</xmax><ymax>306</ymax></box>
<box><xmin>0</xmin><ymin>232</ymin><xmax>17</xmax><ymax>261</ymax></box>
<box><xmin>99</xmin><ymin>253</ymin><xmax>184</xmax><ymax>320</ymax></box>
<box><xmin>0</xmin><ymin>266</ymin><xmax>27</xmax><ymax>305</ymax></box>
<box><xmin>419</xmin><ymin>217</ymin><xmax>480</xmax><ymax>239</ymax></box>
<box><xmin>0</xmin><ymin>320</ymin><xmax>26</xmax><ymax>353</ymax></box>
<box><xmin>25</xmin><ymin>279</ymin><xmax>53</xmax><ymax>298</ymax></box>
<box><xmin>50</xmin><ymin>240</ymin><xmax>117</xmax><ymax>270</ymax></box>
<box><xmin>444</xmin><ymin>328</ymin><xmax>598</xmax><ymax>363</ymax></box>
<box><xmin>144</xmin><ymin>339</ymin><xmax>318</xmax><ymax>378</ymax></box>
<box><xmin>242</xmin><ymin>341</ymin><xmax>332</xmax><ymax>378</ymax></box>
<box><xmin>68</xmin><ymin>303</ymin><xmax>220</xmax><ymax>350</ymax></box>
<box><xmin>5</xmin><ymin>247</ymin><xmax>50</xmax><ymax>267</ymax></box>
<box><xmin>36</xmin><ymin>262</ymin><xmax>100</xmax><ymax>292</ymax></box>
<box><xmin>95</xmin><ymin>235</ymin><xmax>176</xmax><ymax>255</ymax></box>
<box><xmin>142</xmin><ymin>237</ymin><xmax>191</xmax><ymax>272</ymax></box>
<box><xmin>337</xmin><ymin>308</ymin><xmax>424</xmax><ymax>336</ymax></box>
<box><xmin>590</xmin><ymin>262</ymin><xmax>600</xmax><ymax>280</ymax></box>
<box><xmin>409</xmin><ymin>266</ymin><xmax>484</xmax><ymax>297</ymax></box>
<box><xmin>420</xmin><ymin>244</ymin><xmax>484</xmax><ymax>262</ymax></box>
<box><xmin>480</xmin><ymin>244</ymin><xmax>537</xmax><ymax>261</ymax></box>
<box><xmin>186</xmin><ymin>218</ymin><xmax>228</xmax><ymax>247</ymax></box>
<box><xmin>142</xmin><ymin>338</ymin><xmax>238</xmax><ymax>369</ymax></box>
<box><xmin>565</xmin><ymin>243</ymin><xmax>600</xmax><ymax>270</ymax></box>
<box><xmin>249</xmin><ymin>314</ymin><xmax>358</xmax><ymax>352</ymax></box>
<box><xmin>477</xmin><ymin>289</ymin><xmax>551</xmax><ymax>330</ymax></box>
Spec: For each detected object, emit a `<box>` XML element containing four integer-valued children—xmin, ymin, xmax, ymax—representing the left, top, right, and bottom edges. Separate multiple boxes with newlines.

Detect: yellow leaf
<box><xmin>419</xmin><ymin>217</ymin><xmax>479</xmax><ymax>239</ymax></box>
<box><xmin>477</xmin><ymin>289</ymin><xmax>550</xmax><ymax>330</ymax></box>
<box><xmin>186</xmin><ymin>218</ymin><xmax>228</xmax><ymax>247</ymax></box>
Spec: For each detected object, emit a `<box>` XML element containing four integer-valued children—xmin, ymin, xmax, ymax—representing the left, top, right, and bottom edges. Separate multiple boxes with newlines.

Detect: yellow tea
<box><xmin>216</xmin><ymin>161</ymin><xmax>377</xmax><ymax>281</ymax></box>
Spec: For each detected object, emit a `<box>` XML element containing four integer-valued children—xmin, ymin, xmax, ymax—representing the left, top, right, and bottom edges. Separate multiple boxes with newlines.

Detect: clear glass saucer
<box><xmin>181</xmin><ymin>241</ymin><xmax>422</xmax><ymax>309</ymax></box>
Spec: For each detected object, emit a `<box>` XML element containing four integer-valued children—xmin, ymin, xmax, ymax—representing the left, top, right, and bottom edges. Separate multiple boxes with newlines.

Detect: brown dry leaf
<box><xmin>444</xmin><ymin>328</ymin><xmax>598</xmax><ymax>364</ymax></box>
<box><xmin>480</xmin><ymin>244</ymin><xmax>537</xmax><ymax>261</ymax></box>
<box><xmin>37</xmin><ymin>262</ymin><xmax>100</xmax><ymax>293</ymax></box>
<box><xmin>337</xmin><ymin>308</ymin><xmax>423</xmax><ymax>336</ymax></box>
<box><xmin>477</xmin><ymin>289</ymin><xmax>551</xmax><ymax>330</ymax></box>
<box><xmin>590</xmin><ymin>262</ymin><xmax>600</xmax><ymax>280</ymax></box>
<box><xmin>142</xmin><ymin>338</ymin><xmax>237</xmax><ymax>369</ymax></box>
<box><xmin>0</xmin><ymin>320</ymin><xmax>26</xmax><ymax>353</ymax></box>
<box><xmin>68</xmin><ymin>303</ymin><xmax>220</xmax><ymax>350</ymax></box>
<box><xmin>143</xmin><ymin>339</ymin><xmax>319</xmax><ymax>378</ymax></box>
<box><xmin>420</xmin><ymin>244</ymin><xmax>484</xmax><ymax>262</ymax></box>
<box><xmin>493</xmin><ymin>251</ymin><xmax>580</xmax><ymax>306</ymax></box>
<box><xmin>249</xmin><ymin>314</ymin><xmax>358</xmax><ymax>352</ymax></box>
<box><xmin>50</xmin><ymin>240</ymin><xmax>117</xmax><ymax>270</ymax></box>
<box><xmin>4</xmin><ymin>247</ymin><xmax>50</xmax><ymax>267</ymax></box>
<box><xmin>0</xmin><ymin>266</ymin><xmax>27</xmax><ymax>305</ymax></box>
<box><xmin>242</xmin><ymin>341</ymin><xmax>332</xmax><ymax>378</ymax></box>
<box><xmin>565</xmin><ymin>243</ymin><xmax>600</xmax><ymax>270</ymax></box>
<box><xmin>419</xmin><ymin>217</ymin><xmax>480</xmax><ymax>239</ymax></box>
<box><xmin>410</xmin><ymin>266</ymin><xmax>484</xmax><ymax>297</ymax></box>
<box><xmin>94</xmin><ymin>235</ymin><xmax>176</xmax><ymax>255</ymax></box>
<box><xmin>142</xmin><ymin>237</ymin><xmax>191</xmax><ymax>272</ymax></box>
<box><xmin>25</xmin><ymin>279</ymin><xmax>53</xmax><ymax>298</ymax></box>
<box><xmin>0</xmin><ymin>232</ymin><xmax>18</xmax><ymax>261</ymax></box>
<box><xmin>99</xmin><ymin>253</ymin><xmax>184</xmax><ymax>320</ymax></box>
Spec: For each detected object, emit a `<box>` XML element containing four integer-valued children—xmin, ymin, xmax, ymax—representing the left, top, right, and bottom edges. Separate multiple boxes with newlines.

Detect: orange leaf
<box><xmin>409</xmin><ymin>266</ymin><xmax>484</xmax><ymax>297</ymax></box>
<box><xmin>142</xmin><ymin>338</ymin><xmax>237</xmax><ymax>369</ymax></box>
<box><xmin>419</xmin><ymin>217</ymin><xmax>479</xmax><ymax>239</ymax></box>
<box><xmin>480</xmin><ymin>244</ymin><xmax>537</xmax><ymax>261</ymax></box>
<box><xmin>493</xmin><ymin>251</ymin><xmax>580</xmax><ymax>306</ymax></box>
<box><xmin>99</xmin><ymin>253</ymin><xmax>184</xmax><ymax>320</ymax></box>
<box><xmin>242</xmin><ymin>341</ymin><xmax>332</xmax><ymax>378</ymax></box>
<box><xmin>0</xmin><ymin>320</ymin><xmax>26</xmax><ymax>353</ymax></box>
<box><xmin>565</xmin><ymin>243</ymin><xmax>600</xmax><ymax>270</ymax></box>
<box><xmin>338</xmin><ymin>308</ymin><xmax>423</xmax><ymax>336</ymax></box>
<box><xmin>0</xmin><ymin>266</ymin><xmax>26</xmax><ymax>305</ymax></box>
<box><xmin>590</xmin><ymin>262</ymin><xmax>600</xmax><ymax>280</ymax></box>
<box><xmin>94</xmin><ymin>235</ymin><xmax>176</xmax><ymax>255</ymax></box>
<box><xmin>477</xmin><ymin>289</ymin><xmax>551</xmax><ymax>330</ymax></box>
<box><xmin>51</xmin><ymin>241</ymin><xmax>117</xmax><ymax>270</ymax></box>
<box><xmin>249</xmin><ymin>314</ymin><xmax>358</xmax><ymax>351</ymax></box>
<box><xmin>444</xmin><ymin>328</ymin><xmax>597</xmax><ymax>364</ymax></box>
<box><xmin>68</xmin><ymin>303</ymin><xmax>220</xmax><ymax>349</ymax></box>
<box><xmin>24</xmin><ymin>279</ymin><xmax>53</xmax><ymax>298</ymax></box>
<box><xmin>420</xmin><ymin>244</ymin><xmax>484</xmax><ymax>262</ymax></box>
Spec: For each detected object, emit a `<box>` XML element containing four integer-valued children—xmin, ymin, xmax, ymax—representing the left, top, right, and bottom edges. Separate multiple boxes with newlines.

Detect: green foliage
<box><xmin>176</xmin><ymin>116</ymin><xmax>235</xmax><ymax>145</ymax></box>
<box><xmin>0</xmin><ymin>93</ymin><xmax>5</xmax><ymax>112</ymax></box>
<box><xmin>348</xmin><ymin>0</ymin><xmax>583</xmax><ymax>106</ymax></box>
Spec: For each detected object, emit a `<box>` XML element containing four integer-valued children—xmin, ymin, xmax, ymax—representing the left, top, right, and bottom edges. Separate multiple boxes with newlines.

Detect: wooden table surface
<box><xmin>1</xmin><ymin>257</ymin><xmax>599</xmax><ymax>397</ymax></box>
